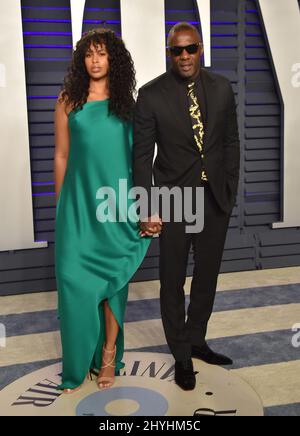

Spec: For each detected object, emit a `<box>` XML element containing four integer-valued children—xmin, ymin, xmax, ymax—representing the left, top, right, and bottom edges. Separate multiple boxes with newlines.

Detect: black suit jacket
<box><xmin>133</xmin><ymin>69</ymin><xmax>240</xmax><ymax>214</ymax></box>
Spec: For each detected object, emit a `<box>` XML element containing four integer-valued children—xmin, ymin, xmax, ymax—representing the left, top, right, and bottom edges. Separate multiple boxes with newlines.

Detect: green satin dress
<box><xmin>55</xmin><ymin>99</ymin><xmax>151</xmax><ymax>390</ymax></box>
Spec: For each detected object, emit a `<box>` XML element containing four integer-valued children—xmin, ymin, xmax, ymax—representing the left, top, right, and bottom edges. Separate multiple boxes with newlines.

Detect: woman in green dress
<box><xmin>54</xmin><ymin>29</ymin><xmax>157</xmax><ymax>393</ymax></box>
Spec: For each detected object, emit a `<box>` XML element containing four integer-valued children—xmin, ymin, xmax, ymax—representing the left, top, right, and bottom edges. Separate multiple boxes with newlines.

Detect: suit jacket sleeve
<box><xmin>133</xmin><ymin>88</ymin><xmax>157</xmax><ymax>217</ymax></box>
<box><xmin>223</xmin><ymin>83</ymin><xmax>240</xmax><ymax>184</ymax></box>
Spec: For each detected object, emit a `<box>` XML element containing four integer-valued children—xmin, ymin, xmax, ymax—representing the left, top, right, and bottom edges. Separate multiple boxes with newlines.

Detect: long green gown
<box><xmin>55</xmin><ymin>99</ymin><xmax>151</xmax><ymax>390</ymax></box>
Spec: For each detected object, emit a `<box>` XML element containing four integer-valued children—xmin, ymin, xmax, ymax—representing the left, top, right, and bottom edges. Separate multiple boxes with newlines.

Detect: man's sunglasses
<box><xmin>168</xmin><ymin>43</ymin><xmax>202</xmax><ymax>57</ymax></box>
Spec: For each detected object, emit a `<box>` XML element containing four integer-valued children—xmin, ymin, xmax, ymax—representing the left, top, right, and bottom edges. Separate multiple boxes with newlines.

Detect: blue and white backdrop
<box><xmin>0</xmin><ymin>0</ymin><xmax>300</xmax><ymax>296</ymax></box>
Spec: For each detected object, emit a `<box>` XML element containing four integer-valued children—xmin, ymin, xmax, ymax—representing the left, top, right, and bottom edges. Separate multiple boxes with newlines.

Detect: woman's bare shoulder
<box><xmin>56</xmin><ymin>92</ymin><xmax>73</xmax><ymax>116</ymax></box>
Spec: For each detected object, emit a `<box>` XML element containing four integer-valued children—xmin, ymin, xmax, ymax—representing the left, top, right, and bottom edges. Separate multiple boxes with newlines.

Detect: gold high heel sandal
<box><xmin>97</xmin><ymin>345</ymin><xmax>116</xmax><ymax>390</ymax></box>
<box><xmin>63</xmin><ymin>370</ymin><xmax>94</xmax><ymax>394</ymax></box>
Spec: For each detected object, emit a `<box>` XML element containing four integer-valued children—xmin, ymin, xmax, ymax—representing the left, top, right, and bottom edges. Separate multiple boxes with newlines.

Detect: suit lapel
<box><xmin>200</xmin><ymin>68</ymin><xmax>218</xmax><ymax>151</ymax></box>
<box><xmin>161</xmin><ymin>71</ymin><xmax>195</xmax><ymax>146</ymax></box>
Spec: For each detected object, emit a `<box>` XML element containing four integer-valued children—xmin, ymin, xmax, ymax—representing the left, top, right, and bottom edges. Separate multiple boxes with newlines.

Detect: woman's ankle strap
<box><xmin>103</xmin><ymin>345</ymin><xmax>116</xmax><ymax>353</ymax></box>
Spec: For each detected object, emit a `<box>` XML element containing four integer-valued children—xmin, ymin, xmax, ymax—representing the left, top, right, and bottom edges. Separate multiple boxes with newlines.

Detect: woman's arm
<box><xmin>54</xmin><ymin>96</ymin><xmax>70</xmax><ymax>202</ymax></box>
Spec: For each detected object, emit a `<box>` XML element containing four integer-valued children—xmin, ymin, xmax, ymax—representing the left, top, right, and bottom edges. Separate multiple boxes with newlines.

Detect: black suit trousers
<box><xmin>159</xmin><ymin>182</ymin><xmax>231</xmax><ymax>361</ymax></box>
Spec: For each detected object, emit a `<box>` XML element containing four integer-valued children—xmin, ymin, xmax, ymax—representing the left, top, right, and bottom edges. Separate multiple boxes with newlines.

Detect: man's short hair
<box><xmin>167</xmin><ymin>22</ymin><xmax>202</xmax><ymax>46</ymax></box>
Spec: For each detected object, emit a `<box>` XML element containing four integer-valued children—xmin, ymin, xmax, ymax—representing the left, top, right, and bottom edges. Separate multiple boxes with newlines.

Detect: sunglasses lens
<box><xmin>169</xmin><ymin>44</ymin><xmax>199</xmax><ymax>56</ymax></box>
<box><xmin>186</xmin><ymin>44</ymin><xmax>199</xmax><ymax>54</ymax></box>
<box><xmin>170</xmin><ymin>47</ymin><xmax>183</xmax><ymax>56</ymax></box>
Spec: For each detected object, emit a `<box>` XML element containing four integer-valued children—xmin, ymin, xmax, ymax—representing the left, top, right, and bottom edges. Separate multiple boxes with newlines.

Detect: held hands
<box><xmin>139</xmin><ymin>214</ymin><xmax>163</xmax><ymax>237</ymax></box>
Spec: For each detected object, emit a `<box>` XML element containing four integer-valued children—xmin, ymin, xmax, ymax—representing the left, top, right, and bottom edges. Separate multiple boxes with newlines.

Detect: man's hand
<box><xmin>139</xmin><ymin>215</ymin><xmax>163</xmax><ymax>237</ymax></box>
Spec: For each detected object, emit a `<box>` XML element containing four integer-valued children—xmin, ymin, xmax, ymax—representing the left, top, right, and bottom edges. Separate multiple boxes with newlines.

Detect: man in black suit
<box><xmin>133</xmin><ymin>22</ymin><xmax>240</xmax><ymax>391</ymax></box>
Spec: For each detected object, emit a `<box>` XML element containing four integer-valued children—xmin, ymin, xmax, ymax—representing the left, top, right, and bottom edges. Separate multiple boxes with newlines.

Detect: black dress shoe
<box><xmin>192</xmin><ymin>343</ymin><xmax>233</xmax><ymax>366</ymax></box>
<box><xmin>175</xmin><ymin>359</ymin><xmax>196</xmax><ymax>391</ymax></box>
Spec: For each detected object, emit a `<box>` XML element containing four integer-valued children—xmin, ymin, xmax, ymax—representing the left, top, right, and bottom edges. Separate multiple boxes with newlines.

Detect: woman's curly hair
<box><xmin>60</xmin><ymin>28</ymin><xmax>136</xmax><ymax>121</ymax></box>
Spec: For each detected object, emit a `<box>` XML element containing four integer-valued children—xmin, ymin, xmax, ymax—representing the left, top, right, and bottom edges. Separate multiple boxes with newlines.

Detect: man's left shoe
<box><xmin>174</xmin><ymin>359</ymin><xmax>196</xmax><ymax>391</ymax></box>
<box><xmin>192</xmin><ymin>343</ymin><xmax>233</xmax><ymax>366</ymax></box>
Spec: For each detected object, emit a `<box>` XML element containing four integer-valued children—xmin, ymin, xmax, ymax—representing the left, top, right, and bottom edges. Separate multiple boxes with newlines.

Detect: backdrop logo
<box><xmin>257</xmin><ymin>0</ymin><xmax>300</xmax><ymax>229</ymax></box>
<box><xmin>0</xmin><ymin>353</ymin><xmax>263</xmax><ymax>416</ymax></box>
<box><xmin>0</xmin><ymin>1</ymin><xmax>48</xmax><ymax>252</ymax></box>
<box><xmin>70</xmin><ymin>1</ymin><xmax>211</xmax><ymax>88</ymax></box>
